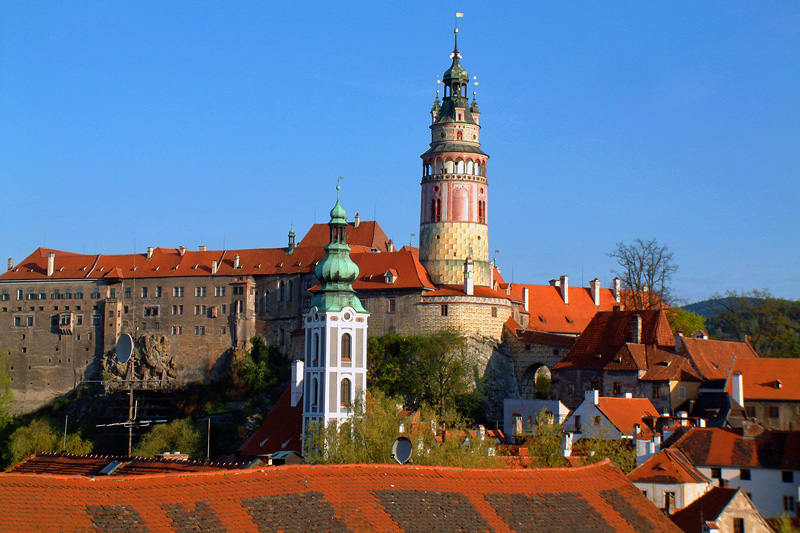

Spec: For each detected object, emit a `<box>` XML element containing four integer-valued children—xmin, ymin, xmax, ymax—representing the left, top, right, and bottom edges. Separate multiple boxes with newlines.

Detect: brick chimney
<box><xmin>560</xmin><ymin>275</ymin><xmax>569</xmax><ymax>304</ymax></box>
<box><xmin>630</xmin><ymin>314</ymin><xmax>642</xmax><ymax>344</ymax></box>
<box><xmin>7</xmin><ymin>258</ymin><xmax>12</xmax><ymax>271</ymax></box>
<box><xmin>47</xmin><ymin>253</ymin><xmax>55</xmax><ymax>277</ymax></box>
<box><xmin>613</xmin><ymin>277</ymin><xmax>621</xmax><ymax>303</ymax></box>
<box><xmin>463</xmin><ymin>257</ymin><xmax>474</xmax><ymax>296</ymax></box>
<box><xmin>199</xmin><ymin>245</ymin><xmax>207</xmax><ymax>252</ymax></box>
<box><xmin>590</xmin><ymin>278</ymin><xmax>601</xmax><ymax>307</ymax></box>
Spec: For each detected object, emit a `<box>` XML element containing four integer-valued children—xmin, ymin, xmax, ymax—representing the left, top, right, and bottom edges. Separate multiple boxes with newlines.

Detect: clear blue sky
<box><xmin>2</xmin><ymin>2</ymin><xmax>798</xmax><ymax>303</ymax></box>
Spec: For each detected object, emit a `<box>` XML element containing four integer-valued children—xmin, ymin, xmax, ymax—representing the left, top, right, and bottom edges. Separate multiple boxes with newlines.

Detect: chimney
<box><xmin>47</xmin><ymin>253</ymin><xmax>55</xmax><ymax>276</ymax></box>
<box><xmin>211</xmin><ymin>260</ymin><xmax>218</xmax><ymax>274</ymax></box>
<box><xmin>477</xmin><ymin>425</ymin><xmax>486</xmax><ymax>441</ymax></box>
<box><xmin>674</xmin><ymin>332</ymin><xmax>684</xmax><ymax>352</ymax></box>
<box><xmin>354</xmin><ymin>213</ymin><xmax>361</xmax><ymax>228</ymax></box>
<box><xmin>388</xmin><ymin>239</ymin><xmax>394</xmax><ymax>252</ymax></box>
<box><xmin>624</xmin><ymin>392</ymin><xmax>633</xmax><ymax>399</ymax></box>
<box><xmin>561</xmin><ymin>432</ymin><xmax>573</xmax><ymax>457</ymax></box>
<box><xmin>585</xmin><ymin>389</ymin><xmax>599</xmax><ymax>405</ymax></box>
<box><xmin>630</xmin><ymin>314</ymin><xmax>642</xmax><ymax>344</ymax></box>
<box><xmin>199</xmin><ymin>245</ymin><xmax>207</xmax><ymax>252</ymax></box>
<box><xmin>463</xmin><ymin>257</ymin><xmax>474</xmax><ymax>296</ymax></box>
<box><xmin>559</xmin><ymin>275</ymin><xmax>569</xmax><ymax>304</ymax></box>
<box><xmin>147</xmin><ymin>247</ymin><xmax>154</xmax><ymax>259</ymax></box>
<box><xmin>613</xmin><ymin>277</ymin><xmax>621</xmax><ymax>303</ymax></box>
<box><xmin>7</xmin><ymin>258</ymin><xmax>12</xmax><ymax>271</ymax></box>
<box><xmin>590</xmin><ymin>278</ymin><xmax>601</xmax><ymax>307</ymax></box>
<box><xmin>732</xmin><ymin>372</ymin><xmax>744</xmax><ymax>408</ymax></box>
<box><xmin>664</xmin><ymin>492</ymin><xmax>673</xmax><ymax>515</ymax></box>
<box><xmin>523</xmin><ymin>287</ymin><xmax>529</xmax><ymax>312</ymax></box>
<box><xmin>179</xmin><ymin>246</ymin><xmax>187</xmax><ymax>256</ymax></box>
<box><xmin>634</xmin><ymin>424</ymin><xmax>641</xmax><ymax>439</ymax></box>
<box><xmin>234</xmin><ymin>255</ymin><xmax>240</xmax><ymax>269</ymax></box>
<box><xmin>549</xmin><ymin>279</ymin><xmax>559</xmax><ymax>287</ymax></box>
<box><xmin>290</xmin><ymin>360</ymin><xmax>304</xmax><ymax>407</ymax></box>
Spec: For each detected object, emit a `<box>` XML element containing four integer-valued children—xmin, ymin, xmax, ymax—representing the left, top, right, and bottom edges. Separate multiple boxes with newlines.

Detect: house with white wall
<box><xmin>503</xmin><ymin>398</ymin><xmax>569</xmax><ymax>443</ymax></box>
<box><xmin>563</xmin><ymin>390</ymin><xmax>660</xmax><ymax>441</ymax></box>
<box><xmin>629</xmin><ymin>448</ymin><xmax>713</xmax><ymax>513</ymax></box>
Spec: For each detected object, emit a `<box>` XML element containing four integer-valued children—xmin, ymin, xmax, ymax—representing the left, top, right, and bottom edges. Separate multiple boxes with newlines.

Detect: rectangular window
<box><xmin>613</xmin><ymin>382</ymin><xmax>621</xmax><ymax>395</ymax></box>
<box><xmin>75</xmin><ymin>290</ymin><xmax>83</xmax><ymax>299</ymax></box>
<box><xmin>91</xmin><ymin>291</ymin><xmax>100</xmax><ymax>299</ymax></box>
<box><xmin>194</xmin><ymin>326</ymin><xmax>205</xmax><ymax>336</ymax></box>
<box><xmin>652</xmin><ymin>385</ymin><xmax>660</xmax><ymax>399</ymax></box>
<box><xmin>388</xmin><ymin>298</ymin><xmax>396</xmax><ymax>313</ymax></box>
<box><xmin>784</xmin><ymin>495</ymin><xmax>796</xmax><ymax>513</ymax></box>
<box><xmin>155</xmin><ymin>286</ymin><xmax>162</xmax><ymax>297</ymax></box>
<box><xmin>76</xmin><ymin>315</ymin><xmax>83</xmax><ymax>326</ymax></box>
<box><xmin>172</xmin><ymin>305</ymin><xmax>178</xmax><ymax>315</ymax></box>
<box><xmin>769</xmin><ymin>406</ymin><xmax>780</xmax><ymax>419</ymax></box>
<box><xmin>221</xmin><ymin>326</ymin><xmax>226</xmax><ymax>334</ymax></box>
<box><xmin>124</xmin><ymin>287</ymin><xmax>131</xmax><ymax>298</ymax></box>
<box><xmin>26</xmin><ymin>316</ymin><xmax>33</xmax><ymax>326</ymax></box>
<box><xmin>195</xmin><ymin>286</ymin><xmax>206</xmax><ymax>297</ymax></box>
<box><xmin>144</xmin><ymin>306</ymin><xmax>159</xmax><ymax>317</ymax></box>
<box><xmin>221</xmin><ymin>304</ymin><xmax>227</xmax><ymax>315</ymax></box>
<box><xmin>178</xmin><ymin>305</ymin><xmax>183</xmax><ymax>315</ymax></box>
<box><xmin>92</xmin><ymin>314</ymin><xmax>101</xmax><ymax>326</ymax></box>
<box><xmin>201</xmin><ymin>305</ymin><xmax>207</xmax><ymax>315</ymax></box>
<box><xmin>173</xmin><ymin>287</ymin><xmax>184</xmax><ymax>297</ymax></box>
<box><xmin>782</xmin><ymin>471</ymin><xmax>794</xmax><ymax>483</ymax></box>
<box><xmin>141</xmin><ymin>287</ymin><xmax>148</xmax><ymax>298</ymax></box>
<box><xmin>740</xmin><ymin>469</ymin><xmax>751</xmax><ymax>480</ymax></box>
<box><xmin>678</xmin><ymin>386</ymin><xmax>686</xmax><ymax>399</ymax></box>
<box><xmin>711</xmin><ymin>468</ymin><xmax>722</xmax><ymax>479</ymax></box>
<box><xmin>0</xmin><ymin>290</ymin><xmax>8</xmax><ymax>301</ymax></box>
<box><xmin>214</xmin><ymin>286</ymin><xmax>226</xmax><ymax>297</ymax></box>
<box><xmin>233</xmin><ymin>286</ymin><xmax>244</xmax><ymax>296</ymax></box>
<box><xmin>491</xmin><ymin>307</ymin><xmax>498</xmax><ymax>317</ymax></box>
<box><xmin>745</xmin><ymin>405</ymin><xmax>756</xmax><ymax>418</ymax></box>
<box><xmin>13</xmin><ymin>316</ymin><xmax>20</xmax><ymax>327</ymax></box>
<box><xmin>574</xmin><ymin>415</ymin><xmax>581</xmax><ymax>432</ymax></box>
<box><xmin>594</xmin><ymin>415</ymin><xmax>602</xmax><ymax>425</ymax></box>
<box><xmin>733</xmin><ymin>517</ymin><xmax>744</xmax><ymax>533</ymax></box>
<box><xmin>440</xmin><ymin>304</ymin><xmax>448</xmax><ymax>316</ymax></box>
<box><xmin>17</xmin><ymin>289</ymin><xmax>23</xmax><ymax>300</ymax></box>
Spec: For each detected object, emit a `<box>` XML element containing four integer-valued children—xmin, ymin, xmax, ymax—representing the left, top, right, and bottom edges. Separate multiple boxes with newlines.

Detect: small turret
<box><xmin>287</xmin><ymin>225</ymin><xmax>296</xmax><ymax>254</ymax></box>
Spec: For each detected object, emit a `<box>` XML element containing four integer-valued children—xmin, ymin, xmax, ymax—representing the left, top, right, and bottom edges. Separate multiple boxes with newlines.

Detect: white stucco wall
<box><xmin>695</xmin><ymin>466</ymin><xmax>800</xmax><ymax>518</ymax></box>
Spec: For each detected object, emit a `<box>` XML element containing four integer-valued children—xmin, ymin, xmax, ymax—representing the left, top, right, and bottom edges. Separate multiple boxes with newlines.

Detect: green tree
<box><xmin>707</xmin><ymin>290</ymin><xmax>800</xmax><ymax>358</ymax></box>
<box><xmin>304</xmin><ymin>391</ymin><xmax>496</xmax><ymax>468</ymax></box>
<box><xmin>132</xmin><ymin>418</ymin><xmax>203</xmax><ymax>459</ymax></box>
<box><xmin>609</xmin><ymin>238</ymin><xmax>677</xmax><ymax>309</ymax></box>
<box><xmin>524</xmin><ymin>410</ymin><xmax>568</xmax><ymax>467</ymax></box>
<box><xmin>576</xmin><ymin>437</ymin><xmax>636</xmax><ymax>473</ymax></box>
<box><xmin>235</xmin><ymin>336</ymin><xmax>289</xmax><ymax>392</ymax></box>
<box><xmin>5</xmin><ymin>419</ymin><xmax>93</xmax><ymax>466</ymax></box>
<box><xmin>667</xmin><ymin>308</ymin><xmax>706</xmax><ymax>336</ymax></box>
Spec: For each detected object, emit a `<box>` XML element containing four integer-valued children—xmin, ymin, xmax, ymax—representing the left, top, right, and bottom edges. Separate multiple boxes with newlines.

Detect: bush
<box><xmin>5</xmin><ymin>418</ymin><xmax>93</xmax><ymax>467</ymax></box>
<box><xmin>132</xmin><ymin>418</ymin><xmax>204</xmax><ymax>459</ymax></box>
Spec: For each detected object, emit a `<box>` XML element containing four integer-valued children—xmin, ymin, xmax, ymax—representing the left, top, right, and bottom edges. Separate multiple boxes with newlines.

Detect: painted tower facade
<box><xmin>302</xmin><ymin>185</ymin><xmax>369</xmax><ymax>444</ymax></box>
<box><xmin>419</xmin><ymin>29</ymin><xmax>490</xmax><ymax>287</ymax></box>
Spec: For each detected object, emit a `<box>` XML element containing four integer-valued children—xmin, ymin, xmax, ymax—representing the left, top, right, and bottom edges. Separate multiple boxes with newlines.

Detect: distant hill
<box><xmin>682</xmin><ymin>297</ymin><xmax>760</xmax><ymax>318</ymax></box>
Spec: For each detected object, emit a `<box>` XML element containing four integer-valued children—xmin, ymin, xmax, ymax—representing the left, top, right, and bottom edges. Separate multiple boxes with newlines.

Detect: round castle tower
<box><xmin>419</xmin><ymin>29</ymin><xmax>490</xmax><ymax>287</ymax></box>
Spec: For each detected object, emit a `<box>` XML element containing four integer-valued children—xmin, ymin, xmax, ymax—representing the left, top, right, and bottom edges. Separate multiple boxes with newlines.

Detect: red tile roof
<box><xmin>639</xmin><ymin>348</ymin><xmax>702</xmax><ymax>382</ymax></box>
<box><xmin>351</xmin><ymin>250</ymin><xmax>435</xmax><ymax>290</ymax></box>
<box><xmin>669</xmin><ymin>487</ymin><xmax>740</xmax><ymax>533</ymax></box>
<box><xmin>628</xmin><ymin>448</ymin><xmax>710</xmax><ymax>484</ymax></box>
<box><xmin>725</xmin><ymin>358</ymin><xmax>800</xmax><ymax>401</ymax></box>
<box><xmin>423</xmin><ymin>285</ymin><xmax>513</xmax><ymax>300</ymax></box>
<box><xmin>238</xmin><ymin>385</ymin><xmax>303</xmax><ymax>457</ymax></box>
<box><xmin>678</xmin><ymin>337</ymin><xmax>759</xmax><ymax>381</ymax></box>
<box><xmin>0</xmin><ymin>460</ymin><xmax>680</xmax><ymax>532</ymax></box>
<box><xmin>297</xmin><ymin>220</ymin><xmax>391</xmax><ymax>251</ymax></box>
<box><xmin>672</xmin><ymin>427</ymin><xmax>800</xmax><ymax>469</ymax></box>
<box><xmin>554</xmin><ymin>310</ymin><xmax>675</xmax><ymax>371</ymax></box>
<box><xmin>508</xmin><ymin>283</ymin><xmax>621</xmax><ymax>335</ymax></box>
<box><xmin>5</xmin><ymin>453</ymin><xmax>254</xmax><ymax>476</ymax></box>
<box><xmin>596</xmin><ymin>397</ymin><xmax>661</xmax><ymax>435</ymax></box>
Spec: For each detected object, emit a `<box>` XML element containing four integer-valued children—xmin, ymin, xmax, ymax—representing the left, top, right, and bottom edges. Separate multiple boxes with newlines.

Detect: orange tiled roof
<box><xmin>423</xmin><ymin>285</ymin><xmax>513</xmax><ymax>300</ymax></box>
<box><xmin>596</xmin><ymin>397</ymin><xmax>661</xmax><ymax>435</ymax></box>
<box><xmin>669</xmin><ymin>487</ymin><xmax>740</xmax><ymax>533</ymax></box>
<box><xmin>5</xmin><ymin>453</ymin><xmax>254</xmax><ymax>476</ymax></box>
<box><xmin>678</xmin><ymin>337</ymin><xmax>759</xmax><ymax>381</ymax></box>
<box><xmin>508</xmin><ymin>283</ymin><xmax>621</xmax><ymax>335</ymax></box>
<box><xmin>238</xmin><ymin>385</ymin><xmax>303</xmax><ymax>458</ymax></box>
<box><xmin>0</xmin><ymin>460</ymin><xmax>680</xmax><ymax>532</ymax></box>
<box><xmin>672</xmin><ymin>427</ymin><xmax>800</xmax><ymax>469</ymax></box>
<box><xmin>553</xmin><ymin>310</ymin><xmax>675</xmax><ymax>371</ymax></box>
<box><xmin>724</xmin><ymin>358</ymin><xmax>800</xmax><ymax>401</ymax></box>
<box><xmin>351</xmin><ymin>250</ymin><xmax>435</xmax><ymax>291</ymax></box>
<box><xmin>639</xmin><ymin>348</ymin><xmax>702</xmax><ymax>382</ymax></box>
<box><xmin>628</xmin><ymin>448</ymin><xmax>709</xmax><ymax>484</ymax></box>
<box><xmin>297</xmin><ymin>220</ymin><xmax>391</xmax><ymax>251</ymax></box>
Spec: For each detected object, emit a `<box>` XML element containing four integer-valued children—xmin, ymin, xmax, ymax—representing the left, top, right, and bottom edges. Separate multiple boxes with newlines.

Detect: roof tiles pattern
<box><xmin>672</xmin><ymin>427</ymin><xmax>800</xmax><ymax>469</ymax></box>
<box><xmin>669</xmin><ymin>487</ymin><xmax>739</xmax><ymax>533</ymax></box>
<box><xmin>508</xmin><ymin>283</ymin><xmax>621</xmax><ymax>335</ymax></box>
<box><xmin>596</xmin><ymin>397</ymin><xmax>660</xmax><ymax>435</ymax></box>
<box><xmin>0</xmin><ymin>461</ymin><xmax>680</xmax><ymax>532</ymax></box>
<box><xmin>725</xmin><ymin>358</ymin><xmax>800</xmax><ymax>401</ymax></box>
<box><xmin>628</xmin><ymin>449</ymin><xmax>710</xmax><ymax>484</ymax></box>
<box><xmin>238</xmin><ymin>385</ymin><xmax>303</xmax><ymax>457</ymax></box>
<box><xmin>678</xmin><ymin>337</ymin><xmax>759</xmax><ymax>381</ymax></box>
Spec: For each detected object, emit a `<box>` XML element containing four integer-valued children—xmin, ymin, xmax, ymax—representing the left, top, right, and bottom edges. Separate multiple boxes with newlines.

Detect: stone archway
<box><xmin>520</xmin><ymin>364</ymin><xmax>551</xmax><ymax>400</ymax></box>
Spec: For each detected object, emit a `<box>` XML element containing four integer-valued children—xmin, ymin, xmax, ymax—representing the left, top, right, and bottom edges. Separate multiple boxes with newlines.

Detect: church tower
<box><xmin>302</xmin><ymin>185</ymin><xmax>369</xmax><ymax>445</ymax></box>
<box><xmin>419</xmin><ymin>28</ymin><xmax>490</xmax><ymax>287</ymax></box>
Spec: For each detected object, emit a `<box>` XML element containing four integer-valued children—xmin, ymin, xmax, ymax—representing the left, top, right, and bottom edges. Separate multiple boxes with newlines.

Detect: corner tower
<box><xmin>419</xmin><ymin>28</ymin><xmax>490</xmax><ymax>287</ymax></box>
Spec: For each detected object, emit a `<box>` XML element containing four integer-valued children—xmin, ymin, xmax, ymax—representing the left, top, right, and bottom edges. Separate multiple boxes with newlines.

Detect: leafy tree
<box><xmin>304</xmin><ymin>390</ymin><xmax>496</xmax><ymax>467</ymax></box>
<box><xmin>667</xmin><ymin>308</ymin><xmax>706</xmax><ymax>336</ymax></box>
<box><xmin>132</xmin><ymin>417</ymin><xmax>203</xmax><ymax>459</ymax></box>
<box><xmin>535</xmin><ymin>374</ymin><xmax>551</xmax><ymax>399</ymax></box>
<box><xmin>524</xmin><ymin>410</ymin><xmax>568</xmax><ymax>467</ymax></box>
<box><xmin>609</xmin><ymin>238</ymin><xmax>677</xmax><ymax>309</ymax></box>
<box><xmin>706</xmin><ymin>290</ymin><xmax>800</xmax><ymax>358</ymax></box>
<box><xmin>5</xmin><ymin>419</ymin><xmax>93</xmax><ymax>466</ymax></box>
<box><xmin>235</xmin><ymin>337</ymin><xmax>289</xmax><ymax>392</ymax></box>
<box><xmin>576</xmin><ymin>437</ymin><xmax>636</xmax><ymax>473</ymax></box>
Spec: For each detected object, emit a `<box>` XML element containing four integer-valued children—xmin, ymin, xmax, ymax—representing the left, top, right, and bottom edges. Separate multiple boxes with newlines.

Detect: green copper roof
<box><xmin>443</xmin><ymin>30</ymin><xmax>469</xmax><ymax>83</ymax></box>
<box><xmin>310</xmin><ymin>184</ymin><xmax>366</xmax><ymax>314</ymax></box>
<box><xmin>421</xmin><ymin>142</ymin><xmax>487</xmax><ymax>157</ymax></box>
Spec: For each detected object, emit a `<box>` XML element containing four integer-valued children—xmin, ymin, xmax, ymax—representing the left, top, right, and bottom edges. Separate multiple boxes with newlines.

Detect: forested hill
<box><xmin>682</xmin><ymin>291</ymin><xmax>800</xmax><ymax>358</ymax></box>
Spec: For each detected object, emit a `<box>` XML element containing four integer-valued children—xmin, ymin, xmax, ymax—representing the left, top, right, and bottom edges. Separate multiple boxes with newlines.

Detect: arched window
<box><xmin>341</xmin><ymin>333</ymin><xmax>352</xmax><ymax>361</ymax></box>
<box><xmin>340</xmin><ymin>378</ymin><xmax>352</xmax><ymax>407</ymax></box>
<box><xmin>279</xmin><ymin>282</ymin><xmax>285</xmax><ymax>302</ymax></box>
<box><xmin>264</xmin><ymin>291</ymin><xmax>270</xmax><ymax>313</ymax></box>
<box><xmin>312</xmin><ymin>377</ymin><xmax>319</xmax><ymax>408</ymax></box>
<box><xmin>430</xmin><ymin>198</ymin><xmax>442</xmax><ymax>222</ymax></box>
<box><xmin>456</xmin><ymin>130</ymin><xmax>463</xmax><ymax>140</ymax></box>
<box><xmin>312</xmin><ymin>332</ymin><xmax>320</xmax><ymax>365</ymax></box>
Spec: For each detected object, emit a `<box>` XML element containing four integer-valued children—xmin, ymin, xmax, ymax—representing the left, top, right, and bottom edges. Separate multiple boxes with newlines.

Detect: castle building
<box><xmin>302</xmin><ymin>186</ymin><xmax>369</xmax><ymax>441</ymax></box>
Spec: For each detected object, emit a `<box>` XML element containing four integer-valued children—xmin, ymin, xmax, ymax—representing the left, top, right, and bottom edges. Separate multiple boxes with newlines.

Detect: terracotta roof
<box><xmin>725</xmin><ymin>358</ymin><xmax>800</xmax><ymax>401</ymax></box>
<box><xmin>0</xmin><ymin>460</ymin><xmax>681</xmax><ymax>532</ymax></box>
<box><xmin>596</xmin><ymin>397</ymin><xmax>661</xmax><ymax>435</ymax></box>
<box><xmin>639</xmin><ymin>348</ymin><xmax>702</xmax><ymax>382</ymax></box>
<box><xmin>669</xmin><ymin>487</ymin><xmax>740</xmax><ymax>533</ymax></box>
<box><xmin>423</xmin><ymin>285</ymin><xmax>513</xmax><ymax>300</ymax></box>
<box><xmin>554</xmin><ymin>310</ymin><xmax>675</xmax><ymax>371</ymax></box>
<box><xmin>352</xmin><ymin>250</ymin><xmax>435</xmax><ymax>290</ymax></box>
<box><xmin>5</xmin><ymin>453</ymin><xmax>254</xmax><ymax>476</ymax></box>
<box><xmin>238</xmin><ymin>385</ymin><xmax>303</xmax><ymax>458</ymax></box>
<box><xmin>297</xmin><ymin>220</ymin><xmax>391</xmax><ymax>251</ymax></box>
<box><xmin>678</xmin><ymin>337</ymin><xmax>759</xmax><ymax>381</ymax></box>
<box><xmin>508</xmin><ymin>283</ymin><xmax>621</xmax><ymax>335</ymax></box>
<box><xmin>628</xmin><ymin>448</ymin><xmax>710</xmax><ymax>484</ymax></box>
<box><xmin>672</xmin><ymin>427</ymin><xmax>800</xmax><ymax>469</ymax></box>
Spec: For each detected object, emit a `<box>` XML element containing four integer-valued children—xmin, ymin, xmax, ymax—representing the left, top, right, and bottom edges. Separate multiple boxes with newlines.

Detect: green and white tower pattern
<box><xmin>419</xmin><ymin>28</ymin><xmax>491</xmax><ymax>287</ymax></box>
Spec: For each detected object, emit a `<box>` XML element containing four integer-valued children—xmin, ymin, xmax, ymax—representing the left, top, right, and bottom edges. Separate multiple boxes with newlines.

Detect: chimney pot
<box><xmin>7</xmin><ymin>258</ymin><xmax>13</xmax><ymax>271</ymax></box>
<box><xmin>590</xmin><ymin>278</ymin><xmax>601</xmax><ymax>307</ymax></box>
<box><xmin>234</xmin><ymin>255</ymin><xmax>240</xmax><ymax>269</ymax></box>
<box><xmin>147</xmin><ymin>247</ymin><xmax>154</xmax><ymax>259</ymax></box>
<box><xmin>585</xmin><ymin>389</ymin><xmax>599</xmax><ymax>405</ymax></box>
<box><xmin>613</xmin><ymin>277</ymin><xmax>622</xmax><ymax>303</ymax></box>
<box><xmin>560</xmin><ymin>275</ymin><xmax>569</xmax><ymax>304</ymax></box>
<box><xmin>388</xmin><ymin>239</ymin><xmax>394</xmax><ymax>253</ymax></box>
<box><xmin>354</xmin><ymin>213</ymin><xmax>361</xmax><ymax>228</ymax></box>
<box><xmin>199</xmin><ymin>245</ymin><xmax>207</xmax><ymax>252</ymax></box>
<box><xmin>179</xmin><ymin>246</ymin><xmax>187</xmax><ymax>256</ymax></box>
<box><xmin>47</xmin><ymin>253</ymin><xmax>55</xmax><ymax>276</ymax></box>
<box><xmin>630</xmin><ymin>314</ymin><xmax>642</xmax><ymax>344</ymax></box>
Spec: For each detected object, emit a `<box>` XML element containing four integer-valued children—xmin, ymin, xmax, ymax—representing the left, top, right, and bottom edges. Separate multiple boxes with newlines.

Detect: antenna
<box><xmin>410</xmin><ymin>233</ymin><xmax>416</xmax><ymax>246</ymax></box>
<box><xmin>391</xmin><ymin>436</ymin><xmax>413</xmax><ymax>464</ymax></box>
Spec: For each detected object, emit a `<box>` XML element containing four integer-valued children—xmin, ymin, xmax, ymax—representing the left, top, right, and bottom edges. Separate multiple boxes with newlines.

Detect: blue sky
<box><xmin>2</xmin><ymin>2</ymin><xmax>798</xmax><ymax>303</ymax></box>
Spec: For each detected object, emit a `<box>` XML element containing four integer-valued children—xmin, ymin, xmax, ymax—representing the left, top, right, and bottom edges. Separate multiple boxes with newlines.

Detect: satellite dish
<box><xmin>115</xmin><ymin>333</ymin><xmax>133</xmax><ymax>364</ymax></box>
<box><xmin>391</xmin><ymin>436</ymin><xmax>413</xmax><ymax>465</ymax></box>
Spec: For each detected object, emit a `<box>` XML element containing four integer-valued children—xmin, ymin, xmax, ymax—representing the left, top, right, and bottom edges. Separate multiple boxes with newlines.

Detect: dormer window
<box><xmin>384</xmin><ymin>269</ymin><xmax>397</xmax><ymax>284</ymax></box>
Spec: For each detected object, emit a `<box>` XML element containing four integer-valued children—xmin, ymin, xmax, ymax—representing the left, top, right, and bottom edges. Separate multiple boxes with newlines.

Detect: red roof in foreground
<box><xmin>6</xmin><ymin>453</ymin><xmax>254</xmax><ymax>476</ymax></box>
<box><xmin>725</xmin><ymin>358</ymin><xmax>800</xmax><ymax>401</ymax></box>
<box><xmin>0</xmin><ymin>461</ymin><xmax>680</xmax><ymax>532</ymax></box>
<box><xmin>238</xmin><ymin>385</ymin><xmax>303</xmax><ymax>457</ymax></box>
<box><xmin>628</xmin><ymin>448</ymin><xmax>710</xmax><ymax>484</ymax></box>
